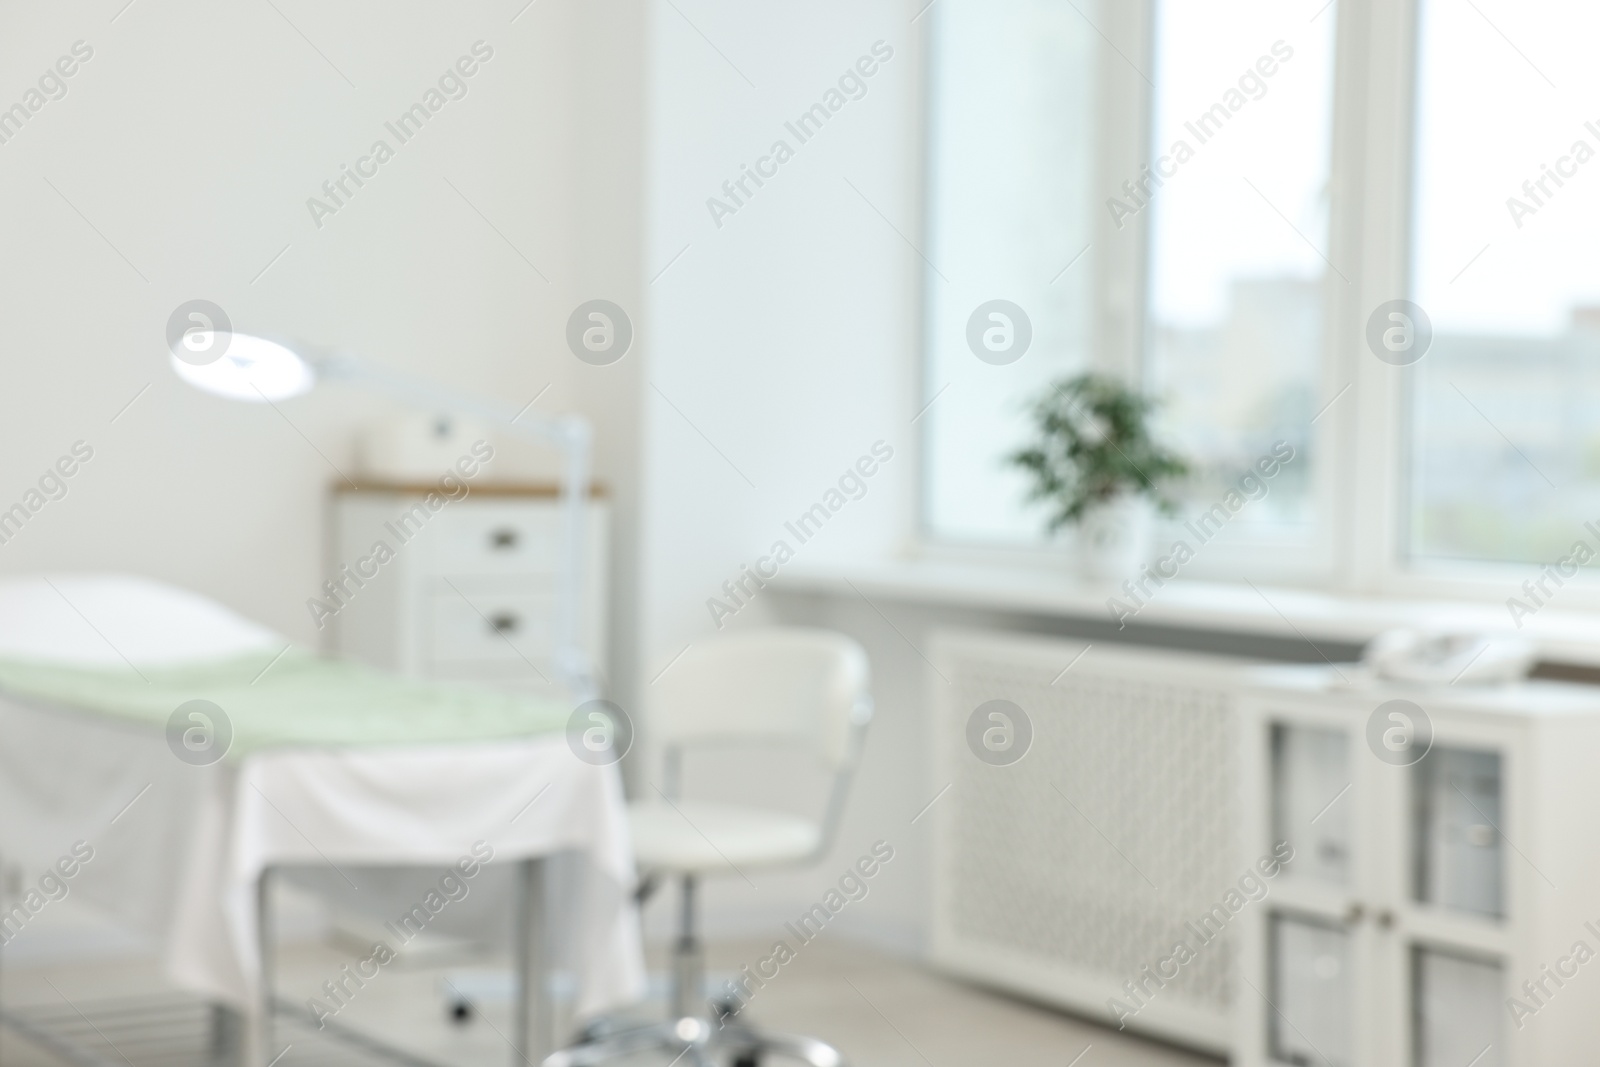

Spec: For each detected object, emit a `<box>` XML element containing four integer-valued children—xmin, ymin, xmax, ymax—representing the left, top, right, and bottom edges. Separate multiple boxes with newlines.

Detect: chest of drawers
<box><xmin>326</xmin><ymin>482</ymin><xmax>607</xmax><ymax>696</ymax></box>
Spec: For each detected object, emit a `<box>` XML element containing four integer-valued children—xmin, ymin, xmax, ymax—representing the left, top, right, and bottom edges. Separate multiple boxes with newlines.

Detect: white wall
<box><xmin>0</xmin><ymin>0</ymin><xmax>594</xmax><ymax>642</ymax></box>
<box><xmin>569</xmin><ymin>0</ymin><xmax>650</xmax><ymax>706</ymax></box>
<box><xmin>638</xmin><ymin>0</ymin><xmax>922</xmax><ymax>950</ymax></box>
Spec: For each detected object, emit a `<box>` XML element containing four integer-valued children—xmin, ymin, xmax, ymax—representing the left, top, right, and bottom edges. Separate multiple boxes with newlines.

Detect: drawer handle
<box><xmin>489</xmin><ymin>612</ymin><xmax>520</xmax><ymax>634</ymax></box>
<box><xmin>489</xmin><ymin>528</ymin><xmax>520</xmax><ymax>550</ymax></box>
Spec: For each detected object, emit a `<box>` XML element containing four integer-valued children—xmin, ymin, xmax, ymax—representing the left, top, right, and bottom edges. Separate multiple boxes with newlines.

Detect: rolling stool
<box><xmin>543</xmin><ymin>628</ymin><xmax>873</xmax><ymax>1067</ymax></box>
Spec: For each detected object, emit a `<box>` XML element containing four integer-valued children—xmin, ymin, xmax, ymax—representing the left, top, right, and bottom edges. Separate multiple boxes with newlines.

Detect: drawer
<box><xmin>426</xmin><ymin>590</ymin><xmax>555</xmax><ymax>665</ymax></box>
<box><xmin>424</xmin><ymin>503</ymin><xmax>565</xmax><ymax>577</ymax></box>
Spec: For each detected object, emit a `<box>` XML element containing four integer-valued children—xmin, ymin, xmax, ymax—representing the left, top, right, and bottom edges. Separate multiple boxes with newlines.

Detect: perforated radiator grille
<box><xmin>937</xmin><ymin>634</ymin><xmax>1240</xmax><ymax>1020</ymax></box>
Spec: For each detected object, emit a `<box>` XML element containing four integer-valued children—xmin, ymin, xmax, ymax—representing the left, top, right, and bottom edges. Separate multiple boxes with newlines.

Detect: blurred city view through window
<box><xmin>925</xmin><ymin>0</ymin><xmax>1597</xmax><ymax>576</ymax></box>
<box><xmin>1143</xmin><ymin>0</ymin><xmax>1334</xmax><ymax>558</ymax></box>
<box><xmin>1408</xmin><ymin>0</ymin><xmax>1600</xmax><ymax>567</ymax></box>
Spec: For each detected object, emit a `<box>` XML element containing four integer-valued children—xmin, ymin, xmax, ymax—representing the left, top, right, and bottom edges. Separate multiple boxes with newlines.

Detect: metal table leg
<box><xmin>209</xmin><ymin>1002</ymin><xmax>244</xmax><ymax>1067</ymax></box>
<box><xmin>513</xmin><ymin>857</ymin><xmax>552</xmax><ymax>1066</ymax></box>
<box><xmin>1</xmin><ymin>861</ymin><xmax>6</xmax><ymax>1067</ymax></box>
<box><xmin>256</xmin><ymin>867</ymin><xmax>274</xmax><ymax>1067</ymax></box>
<box><xmin>248</xmin><ymin>858</ymin><xmax>555</xmax><ymax>1067</ymax></box>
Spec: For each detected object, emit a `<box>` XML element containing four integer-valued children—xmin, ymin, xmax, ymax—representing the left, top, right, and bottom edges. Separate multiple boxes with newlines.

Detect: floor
<box><xmin>0</xmin><ymin>936</ymin><xmax>1222</xmax><ymax>1066</ymax></box>
<box><xmin>674</xmin><ymin>938</ymin><xmax>1221</xmax><ymax>1067</ymax></box>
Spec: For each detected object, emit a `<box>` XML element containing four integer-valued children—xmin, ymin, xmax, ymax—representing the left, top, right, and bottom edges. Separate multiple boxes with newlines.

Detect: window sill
<box><xmin>771</xmin><ymin>555</ymin><xmax>1600</xmax><ymax>668</ymax></box>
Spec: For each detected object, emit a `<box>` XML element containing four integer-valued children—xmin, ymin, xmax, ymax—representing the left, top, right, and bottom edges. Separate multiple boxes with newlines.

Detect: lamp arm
<box><xmin>312</xmin><ymin>355</ymin><xmax>571</xmax><ymax>444</ymax></box>
<box><xmin>313</xmin><ymin>354</ymin><xmax>597</xmax><ymax>701</ymax></box>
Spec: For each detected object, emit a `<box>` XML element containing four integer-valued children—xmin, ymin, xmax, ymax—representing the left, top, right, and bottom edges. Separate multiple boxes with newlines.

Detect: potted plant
<box><xmin>1009</xmin><ymin>373</ymin><xmax>1189</xmax><ymax>580</ymax></box>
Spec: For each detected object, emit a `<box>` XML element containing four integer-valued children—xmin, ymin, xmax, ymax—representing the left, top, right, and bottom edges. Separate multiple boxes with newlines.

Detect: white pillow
<box><xmin>0</xmin><ymin>573</ymin><xmax>285</xmax><ymax>667</ymax></box>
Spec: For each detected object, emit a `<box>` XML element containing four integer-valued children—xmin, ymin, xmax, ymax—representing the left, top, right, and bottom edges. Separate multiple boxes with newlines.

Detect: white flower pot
<box><xmin>1075</xmin><ymin>496</ymin><xmax>1153</xmax><ymax>582</ymax></box>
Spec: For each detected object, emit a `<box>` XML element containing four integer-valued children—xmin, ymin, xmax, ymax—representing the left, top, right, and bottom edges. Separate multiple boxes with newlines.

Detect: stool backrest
<box><xmin>652</xmin><ymin>628</ymin><xmax>872</xmax><ymax>770</ymax></box>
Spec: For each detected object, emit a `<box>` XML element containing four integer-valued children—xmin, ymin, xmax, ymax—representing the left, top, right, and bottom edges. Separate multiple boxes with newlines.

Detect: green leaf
<box><xmin>1004</xmin><ymin>372</ymin><xmax>1191</xmax><ymax>531</ymax></box>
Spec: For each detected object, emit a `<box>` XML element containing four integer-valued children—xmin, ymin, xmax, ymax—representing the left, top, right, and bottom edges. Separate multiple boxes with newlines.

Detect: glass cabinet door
<box><xmin>1412</xmin><ymin>747</ymin><xmax>1503</xmax><ymax>918</ymax></box>
<box><xmin>1412</xmin><ymin>947</ymin><xmax>1503</xmax><ymax>1067</ymax></box>
<box><xmin>1252</xmin><ymin>704</ymin><xmax>1516</xmax><ymax>1067</ymax></box>
<box><xmin>1269</xmin><ymin>913</ymin><xmax>1353</xmax><ymax>1067</ymax></box>
<box><xmin>1272</xmin><ymin>724</ymin><xmax>1352</xmax><ymax>886</ymax></box>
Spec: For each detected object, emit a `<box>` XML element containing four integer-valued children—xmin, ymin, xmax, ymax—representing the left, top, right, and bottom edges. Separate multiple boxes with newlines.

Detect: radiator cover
<box><xmin>929</xmin><ymin>629</ymin><xmax>1249</xmax><ymax>1052</ymax></box>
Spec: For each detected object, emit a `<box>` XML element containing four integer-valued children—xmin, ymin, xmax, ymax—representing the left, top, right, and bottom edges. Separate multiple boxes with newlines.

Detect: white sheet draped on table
<box><xmin>0</xmin><ymin>693</ymin><xmax>644</xmax><ymax>1019</ymax></box>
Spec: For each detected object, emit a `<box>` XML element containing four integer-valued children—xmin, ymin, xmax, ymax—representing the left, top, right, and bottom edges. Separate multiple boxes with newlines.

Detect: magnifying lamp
<box><xmin>170</xmin><ymin>330</ymin><xmax>596</xmax><ymax>700</ymax></box>
<box><xmin>169</xmin><ymin>334</ymin><xmax>315</xmax><ymax>402</ymax></box>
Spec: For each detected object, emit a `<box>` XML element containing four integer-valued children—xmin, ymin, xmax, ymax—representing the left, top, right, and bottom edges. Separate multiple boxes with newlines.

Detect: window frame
<box><xmin>913</xmin><ymin>0</ymin><xmax>1600</xmax><ymax>613</ymax></box>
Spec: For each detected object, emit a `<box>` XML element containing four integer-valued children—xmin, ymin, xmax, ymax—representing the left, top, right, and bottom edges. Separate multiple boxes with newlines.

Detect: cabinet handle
<box><xmin>489</xmin><ymin>612</ymin><xmax>520</xmax><ymax>634</ymax></box>
<box><xmin>1343</xmin><ymin>902</ymin><xmax>1365</xmax><ymax>925</ymax></box>
<box><xmin>489</xmin><ymin>528</ymin><xmax>520</xmax><ymax>550</ymax></box>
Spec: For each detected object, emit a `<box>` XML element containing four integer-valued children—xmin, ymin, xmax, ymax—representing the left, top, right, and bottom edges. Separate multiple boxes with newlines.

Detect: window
<box><xmin>920</xmin><ymin>0</ymin><xmax>1340</xmax><ymax>577</ymax></box>
<box><xmin>920</xmin><ymin>0</ymin><xmax>1099</xmax><ymax>545</ymax></box>
<box><xmin>1407</xmin><ymin>0</ymin><xmax>1600</xmax><ymax>567</ymax></box>
<box><xmin>1144</xmin><ymin>0</ymin><xmax>1338</xmax><ymax>566</ymax></box>
<box><xmin>920</xmin><ymin>0</ymin><xmax>1600</xmax><ymax>602</ymax></box>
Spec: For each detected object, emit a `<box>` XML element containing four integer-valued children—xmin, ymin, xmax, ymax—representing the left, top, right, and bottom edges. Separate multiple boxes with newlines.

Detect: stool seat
<box><xmin>628</xmin><ymin>800</ymin><xmax>821</xmax><ymax>874</ymax></box>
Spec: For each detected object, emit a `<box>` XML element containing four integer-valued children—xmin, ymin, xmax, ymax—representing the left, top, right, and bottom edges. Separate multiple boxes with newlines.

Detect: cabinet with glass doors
<box><xmin>1234</xmin><ymin>667</ymin><xmax>1600</xmax><ymax>1066</ymax></box>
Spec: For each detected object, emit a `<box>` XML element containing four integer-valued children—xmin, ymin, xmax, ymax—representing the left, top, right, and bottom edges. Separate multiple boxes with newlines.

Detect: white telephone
<box><xmin>1361</xmin><ymin>628</ymin><xmax>1536</xmax><ymax>686</ymax></box>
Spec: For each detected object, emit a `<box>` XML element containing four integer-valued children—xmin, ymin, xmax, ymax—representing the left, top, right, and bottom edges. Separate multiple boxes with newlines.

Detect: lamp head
<box><xmin>170</xmin><ymin>333</ymin><xmax>315</xmax><ymax>402</ymax></box>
